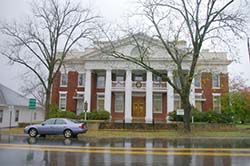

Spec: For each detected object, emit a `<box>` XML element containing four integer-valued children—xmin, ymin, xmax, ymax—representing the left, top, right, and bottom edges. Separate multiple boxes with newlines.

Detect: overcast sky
<box><xmin>0</xmin><ymin>0</ymin><xmax>249</xmax><ymax>94</ymax></box>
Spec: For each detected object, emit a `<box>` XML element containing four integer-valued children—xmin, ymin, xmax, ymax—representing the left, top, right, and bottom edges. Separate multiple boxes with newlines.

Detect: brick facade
<box><xmin>51</xmin><ymin>71</ymin><xmax>229</xmax><ymax>120</ymax></box>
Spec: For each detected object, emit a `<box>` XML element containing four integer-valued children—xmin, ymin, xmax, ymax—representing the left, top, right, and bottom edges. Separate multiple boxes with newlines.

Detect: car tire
<box><xmin>28</xmin><ymin>128</ymin><xmax>38</xmax><ymax>137</ymax></box>
<box><xmin>64</xmin><ymin>129</ymin><xmax>73</xmax><ymax>138</ymax></box>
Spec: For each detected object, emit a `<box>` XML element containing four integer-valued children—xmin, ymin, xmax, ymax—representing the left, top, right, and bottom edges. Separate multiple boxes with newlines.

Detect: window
<box><xmin>60</xmin><ymin>73</ymin><xmax>68</xmax><ymax>86</ymax></box>
<box><xmin>44</xmin><ymin>119</ymin><xmax>56</xmax><ymax>125</ymax></box>
<box><xmin>15</xmin><ymin>110</ymin><xmax>19</xmax><ymax>122</ymax></box>
<box><xmin>174</xmin><ymin>94</ymin><xmax>181</xmax><ymax>110</ymax></box>
<box><xmin>153</xmin><ymin>71</ymin><xmax>167</xmax><ymax>82</ymax></box>
<box><xmin>213</xmin><ymin>94</ymin><xmax>221</xmax><ymax>112</ymax></box>
<box><xmin>194</xmin><ymin>75</ymin><xmax>201</xmax><ymax>88</ymax></box>
<box><xmin>59</xmin><ymin>92</ymin><xmax>67</xmax><ymax>110</ymax></box>
<box><xmin>97</xmin><ymin>94</ymin><xmax>105</xmax><ymax>110</ymax></box>
<box><xmin>195</xmin><ymin>94</ymin><xmax>203</xmax><ymax>112</ymax></box>
<box><xmin>116</xmin><ymin>75</ymin><xmax>124</xmax><ymax>82</ymax></box>
<box><xmin>212</xmin><ymin>73</ymin><xmax>220</xmax><ymax>88</ymax></box>
<box><xmin>97</xmin><ymin>75</ymin><xmax>105</xmax><ymax>88</ymax></box>
<box><xmin>153</xmin><ymin>93</ymin><xmax>162</xmax><ymax>113</ymax></box>
<box><xmin>55</xmin><ymin>119</ymin><xmax>66</xmax><ymax>125</ymax></box>
<box><xmin>78</xmin><ymin>73</ymin><xmax>85</xmax><ymax>87</ymax></box>
<box><xmin>0</xmin><ymin>110</ymin><xmax>3</xmax><ymax>123</ymax></box>
<box><xmin>115</xmin><ymin>93</ymin><xmax>124</xmax><ymax>112</ymax></box>
<box><xmin>132</xmin><ymin>71</ymin><xmax>146</xmax><ymax>81</ymax></box>
<box><xmin>135</xmin><ymin>75</ymin><xmax>143</xmax><ymax>81</ymax></box>
<box><xmin>153</xmin><ymin>74</ymin><xmax>162</xmax><ymax>82</ymax></box>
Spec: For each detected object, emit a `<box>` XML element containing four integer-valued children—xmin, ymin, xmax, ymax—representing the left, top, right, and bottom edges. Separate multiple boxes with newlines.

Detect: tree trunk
<box><xmin>181</xmin><ymin>96</ymin><xmax>192</xmax><ymax>132</ymax></box>
<box><xmin>44</xmin><ymin>85</ymin><xmax>51</xmax><ymax>119</ymax></box>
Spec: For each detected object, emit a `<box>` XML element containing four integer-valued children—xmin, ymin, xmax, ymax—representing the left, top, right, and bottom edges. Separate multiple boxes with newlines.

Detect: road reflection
<box><xmin>0</xmin><ymin>135</ymin><xmax>250</xmax><ymax>166</ymax></box>
<box><xmin>26</xmin><ymin>137</ymin><xmax>73</xmax><ymax>145</ymax></box>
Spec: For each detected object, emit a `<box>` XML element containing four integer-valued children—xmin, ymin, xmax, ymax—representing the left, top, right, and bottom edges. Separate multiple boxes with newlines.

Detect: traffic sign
<box><xmin>29</xmin><ymin>98</ymin><xmax>36</xmax><ymax>110</ymax></box>
<box><xmin>177</xmin><ymin>109</ymin><xmax>184</xmax><ymax>115</ymax></box>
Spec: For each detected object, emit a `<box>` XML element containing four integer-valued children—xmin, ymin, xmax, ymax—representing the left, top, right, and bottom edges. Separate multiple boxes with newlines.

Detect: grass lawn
<box><xmin>1</xmin><ymin>127</ymin><xmax>250</xmax><ymax>139</ymax></box>
<box><xmin>235</xmin><ymin>124</ymin><xmax>250</xmax><ymax>129</ymax></box>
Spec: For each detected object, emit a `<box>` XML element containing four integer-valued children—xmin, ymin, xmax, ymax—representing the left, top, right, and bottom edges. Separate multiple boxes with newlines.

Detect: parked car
<box><xmin>24</xmin><ymin>118</ymin><xmax>88</xmax><ymax>138</ymax></box>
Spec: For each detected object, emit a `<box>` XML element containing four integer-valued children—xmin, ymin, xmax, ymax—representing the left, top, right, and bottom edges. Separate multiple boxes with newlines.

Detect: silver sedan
<box><xmin>24</xmin><ymin>118</ymin><xmax>88</xmax><ymax>138</ymax></box>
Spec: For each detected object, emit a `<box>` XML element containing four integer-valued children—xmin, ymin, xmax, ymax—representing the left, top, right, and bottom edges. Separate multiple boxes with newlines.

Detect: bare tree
<box><xmin>21</xmin><ymin>71</ymin><xmax>46</xmax><ymax>107</ymax></box>
<box><xmin>230</xmin><ymin>74</ymin><xmax>249</xmax><ymax>92</ymax></box>
<box><xmin>97</xmin><ymin>0</ymin><xmax>248</xmax><ymax>131</ymax></box>
<box><xmin>0</xmin><ymin>0</ymin><xmax>98</xmax><ymax>118</ymax></box>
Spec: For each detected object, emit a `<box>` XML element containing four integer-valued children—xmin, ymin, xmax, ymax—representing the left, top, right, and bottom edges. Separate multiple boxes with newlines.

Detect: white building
<box><xmin>0</xmin><ymin>83</ymin><xmax>45</xmax><ymax>128</ymax></box>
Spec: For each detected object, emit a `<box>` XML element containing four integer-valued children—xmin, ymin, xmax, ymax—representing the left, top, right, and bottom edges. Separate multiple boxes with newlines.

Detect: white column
<box><xmin>189</xmin><ymin>79</ymin><xmax>196</xmax><ymax>107</ymax></box>
<box><xmin>167</xmin><ymin>70</ymin><xmax>174</xmax><ymax>122</ymax></box>
<box><xmin>104</xmin><ymin>69</ymin><xmax>112</xmax><ymax>113</ymax></box>
<box><xmin>85</xmin><ymin>69</ymin><xmax>91</xmax><ymax>112</ymax></box>
<box><xmin>125</xmin><ymin>70</ymin><xmax>132</xmax><ymax>123</ymax></box>
<box><xmin>145</xmin><ymin>71</ymin><xmax>153</xmax><ymax>123</ymax></box>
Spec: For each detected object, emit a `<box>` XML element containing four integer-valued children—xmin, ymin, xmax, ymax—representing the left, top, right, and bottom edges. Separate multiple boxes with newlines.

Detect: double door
<box><xmin>132</xmin><ymin>97</ymin><xmax>145</xmax><ymax>117</ymax></box>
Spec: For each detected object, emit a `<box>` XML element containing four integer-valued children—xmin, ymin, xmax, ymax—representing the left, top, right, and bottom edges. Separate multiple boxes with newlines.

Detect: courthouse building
<box><xmin>51</xmin><ymin>34</ymin><xmax>230</xmax><ymax>123</ymax></box>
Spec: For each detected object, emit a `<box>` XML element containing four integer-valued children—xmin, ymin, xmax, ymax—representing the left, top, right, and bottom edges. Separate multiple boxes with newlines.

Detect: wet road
<box><xmin>0</xmin><ymin>135</ymin><xmax>250</xmax><ymax>166</ymax></box>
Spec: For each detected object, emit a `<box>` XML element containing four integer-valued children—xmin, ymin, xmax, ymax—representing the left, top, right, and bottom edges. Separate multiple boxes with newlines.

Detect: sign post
<box><xmin>29</xmin><ymin>98</ymin><xmax>36</xmax><ymax>124</ymax></box>
<box><xmin>84</xmin><ymin>101</ymin><xmax>88</xmax><ymax>121</ymax></box>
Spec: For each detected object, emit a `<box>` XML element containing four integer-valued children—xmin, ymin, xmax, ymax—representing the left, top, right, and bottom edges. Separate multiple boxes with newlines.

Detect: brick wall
<box><xmin>51</xmin><ymin>71</ymin><xmax>229</xmax><ymax>117</ymax></box>
<box><xmin>51</xmin><ymin>72</ymin><xmax>61</xmax><ymax>106</ymax></box>
<box><xmin>51</xmin><ymin>71</ymin><xmax>78</xmax><ymax>113</ymax></box>
<box><xmin>202</xmin><ymin>73</ymin><xmax>213</xmax><ymax>111</ymax></box>
<box><xmin>201</xmin><ymin>72</ymin><xmax>229</xmax><ymax>112</ymax></box>
<box><xmin>66</xmin><ymin>71</ymin><xmax>78</xmax><ymax>112</ymax></box>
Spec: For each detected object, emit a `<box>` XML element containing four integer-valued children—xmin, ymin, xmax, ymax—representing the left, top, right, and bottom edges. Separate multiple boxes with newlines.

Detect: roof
<box><xmin>65</xmin><ymin>33</ymin><xmax>229</xmax><ymax>61</ymax></box>
<box><xmin>0</xmin><ymin>83</ymin><xmax>28</xmax><ymax>107</ymax></box>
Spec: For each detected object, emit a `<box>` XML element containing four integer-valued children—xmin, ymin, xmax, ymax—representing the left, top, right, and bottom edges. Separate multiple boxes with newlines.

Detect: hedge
<box><xmin>169</xmin><ymin>110</ymin><xmax>233</xmax><ymax>123</ymax></box>
<box><xmin>79</xmin><ymin>110</ymin><xmax>110</xmax><ymax>120</ymax></box>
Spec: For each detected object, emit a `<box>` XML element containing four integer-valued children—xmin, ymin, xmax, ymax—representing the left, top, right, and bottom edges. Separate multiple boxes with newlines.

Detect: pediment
<box><xmin>78</xmin><ymin>33</ymin><xmax>170</xmax><ymax>61</ymax></box>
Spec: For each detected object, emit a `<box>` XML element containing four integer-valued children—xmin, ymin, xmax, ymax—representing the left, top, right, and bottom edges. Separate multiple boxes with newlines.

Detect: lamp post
<box><xmin>84</xmin><ymin>101</ymin><xmax>88</xmax><ymax>121</ymax></box>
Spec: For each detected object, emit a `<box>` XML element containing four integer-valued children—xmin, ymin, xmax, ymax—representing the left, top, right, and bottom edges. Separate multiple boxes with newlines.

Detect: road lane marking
<box><xmin>0</xmin><ymin>144</ymin><xmax>250</xmax><ymax>157</ymax></box>
<box><xmin>1</xmin><ymin>146</ymin><xmax>250</xmax><ymax>157</ymax></box>
<box><xmin>1</xmin><ymin>143</ymin><xmax>250</xmax><ymax>152</ymax></box>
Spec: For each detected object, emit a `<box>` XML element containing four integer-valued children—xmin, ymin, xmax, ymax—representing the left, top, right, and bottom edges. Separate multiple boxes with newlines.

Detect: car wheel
<box><xmin>28</xmin><ymin>128</ymin><xmax>38</xmax><ymax>137</ymax></box>
<box><xmin>64</xmin><ymin>129</ymin><xmax>73</xmax><ymax>138</ymax></box>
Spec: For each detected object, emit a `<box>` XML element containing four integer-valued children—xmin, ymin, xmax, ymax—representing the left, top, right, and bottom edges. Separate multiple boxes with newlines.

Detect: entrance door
<box><xmin>132</xmin><ymin>97</ymin><xmax>145</xmax><ymax>117</ymax></box>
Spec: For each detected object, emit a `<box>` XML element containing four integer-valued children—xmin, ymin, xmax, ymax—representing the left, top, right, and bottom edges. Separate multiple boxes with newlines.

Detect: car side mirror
<box><xmin>41</xmin><ymin>123</ymin><xmax>45</xmax><ymax>126</ymax></box>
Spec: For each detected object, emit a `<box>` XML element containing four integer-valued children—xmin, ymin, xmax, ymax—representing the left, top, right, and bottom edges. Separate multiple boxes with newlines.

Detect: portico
<box><xmin>82</xmin><ymin>68</ymin><xmax>173</xmax><ymax>123</ymax></box>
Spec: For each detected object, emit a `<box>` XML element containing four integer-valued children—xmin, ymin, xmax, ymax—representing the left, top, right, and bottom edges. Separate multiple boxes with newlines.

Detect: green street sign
<box><xmin>29</xmin><ymin>98</ymin><xmax>36</xmax><ymax>110</ymax></box>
